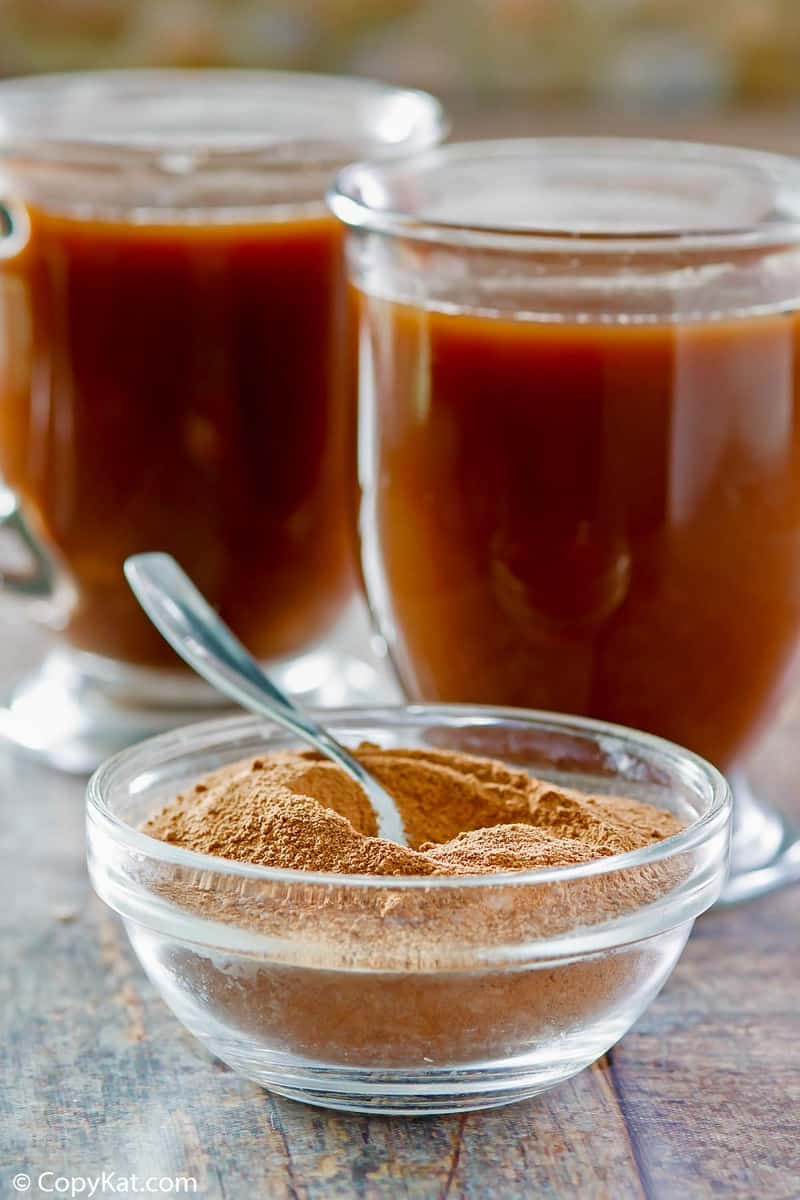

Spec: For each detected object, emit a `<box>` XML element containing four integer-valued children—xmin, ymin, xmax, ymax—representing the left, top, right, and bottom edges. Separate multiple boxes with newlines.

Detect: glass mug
<box><xmin>331</xmin><ymin>137</ymin><xmax>800</xmax><ymax>903</ymax></box>
<box><xmin>0</xmin><ymin>70</ymin><xmax>444</xmax><ymax>769</ymax></box>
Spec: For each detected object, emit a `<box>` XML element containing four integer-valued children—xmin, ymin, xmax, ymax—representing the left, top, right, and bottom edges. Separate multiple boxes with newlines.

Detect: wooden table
<box><xmin>1</xmin><ymin>611</ymin><xmax>799</xmax><ymax>1200</ymax></box>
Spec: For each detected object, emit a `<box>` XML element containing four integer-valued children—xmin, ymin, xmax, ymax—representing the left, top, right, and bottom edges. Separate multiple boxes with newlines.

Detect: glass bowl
<box><xmin>86</xmin><ymin>705</ymin><xmax>731</xmax><ymax>1115</ymax></box>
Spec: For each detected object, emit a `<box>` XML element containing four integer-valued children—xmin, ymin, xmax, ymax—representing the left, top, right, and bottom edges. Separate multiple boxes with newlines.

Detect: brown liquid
<box><xmin>0</xmin><ymin>208</ymin><xmax>355</xmax><ymax>666</ymax></box>
<box><xmin>367</xmin><ymin>299</ymin><xmax>800</xmax><ymax>767</ymax></box>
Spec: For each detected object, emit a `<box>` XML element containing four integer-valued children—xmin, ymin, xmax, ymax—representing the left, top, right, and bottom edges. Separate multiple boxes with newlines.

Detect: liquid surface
<box><xmin>364</xmin><ymin>298</ymin><xmax>800</xmax><ymax>767</ymax></box>
<box><xmin>0</xmin><ymin>208</ymin><xmax>355</xmax><ymax>666</ymax></box>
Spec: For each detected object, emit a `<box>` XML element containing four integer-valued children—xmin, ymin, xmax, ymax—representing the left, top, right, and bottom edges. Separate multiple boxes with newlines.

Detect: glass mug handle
<box><xmin>0</xmin><ymin>198</ymin><xmax>55</xmax><ymax>599</ymax></box>
<box><xmin>0</xmin><ymin>486</ymin><xmax>55</xmax><ymax>597</ymax></box>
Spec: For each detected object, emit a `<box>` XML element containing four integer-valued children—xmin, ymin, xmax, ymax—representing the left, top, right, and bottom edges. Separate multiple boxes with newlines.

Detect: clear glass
<box><xmin>86</xmin><ymin>704</ymin><xmax>731</xmax><ymax>1116</ymax></box>
<box><xmin>330</xmin><ymin>137</ymin><xmax>800</xmax><ymax>904</ymax></box>
<box><xmin>0</xmin><ymin>70</ymin><xmax>445</xmax><ymax>770</ymax></box>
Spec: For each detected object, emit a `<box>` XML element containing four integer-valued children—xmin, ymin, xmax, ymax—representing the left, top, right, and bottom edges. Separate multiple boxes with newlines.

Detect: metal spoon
<box><xmin>123</xmin><ymin>552</ymin><xmax>406</xmax><ymax>845</ymax></box>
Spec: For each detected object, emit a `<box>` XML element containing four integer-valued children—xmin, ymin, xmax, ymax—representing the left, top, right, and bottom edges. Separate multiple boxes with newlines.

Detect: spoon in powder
<box><xmin>123</xmin><ymin>552</ymin><xmax>407</xmax><ymax>845</ymax></box>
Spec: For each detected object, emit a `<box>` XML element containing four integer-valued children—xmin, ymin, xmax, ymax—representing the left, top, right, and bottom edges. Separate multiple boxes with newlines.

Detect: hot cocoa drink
<box><xmin>0</xmin><ymin>207</ymin><xmax>355</xmax><ymax>666</ymax></box>
<box><xmin>363</xmin><ymin>300</ymin><xmax>800</xmax><ymax>768</ymax></box>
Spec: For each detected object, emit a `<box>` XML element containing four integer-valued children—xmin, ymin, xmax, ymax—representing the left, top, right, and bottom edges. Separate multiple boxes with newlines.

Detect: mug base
<box><xmin>719</xmin><ymin>768</ymin><xmax>800</xmax><ymax>904</ymax></box>
<box><xmin>0</xmin><ymin>641</ymin><xmax>396</xmax><ymax>774</ymax></box>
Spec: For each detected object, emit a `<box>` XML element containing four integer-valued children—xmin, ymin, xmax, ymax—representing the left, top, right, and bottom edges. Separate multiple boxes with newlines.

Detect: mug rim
<box><xmin>0</xmin><ymin>68</ymin><xmax>448</xmax><ymax>165</ymax></box>
<box><xmin>329</xmin><ymin>136</ymin><xmax>800</xmax><ymax>254</ymax></box>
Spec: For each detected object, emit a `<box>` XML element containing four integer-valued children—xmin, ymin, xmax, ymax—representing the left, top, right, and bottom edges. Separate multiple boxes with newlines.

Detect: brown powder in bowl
<box><xmin>139</xmin><ymin>745</ymin><xmax>689</xmax><ymax>1071</ymax></box>
<box><xmin>143</xmin><ymin>744</ymin><xmax>682</xmax><ymax>874</ymax></box>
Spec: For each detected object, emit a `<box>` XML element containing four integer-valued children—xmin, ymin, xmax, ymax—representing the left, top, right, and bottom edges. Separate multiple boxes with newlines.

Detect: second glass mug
<box><xmin>331</xmin><ymin>137</ymin><xmax>800</xmax><ymax>903</ymax></box>
<box><xmin>0</xmin><ymin>70</ymin><xmax>444</xmax><ymax>769</ymax></box>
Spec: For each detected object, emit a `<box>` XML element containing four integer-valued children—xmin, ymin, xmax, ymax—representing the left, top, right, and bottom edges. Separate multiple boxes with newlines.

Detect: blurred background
<box><xmin>0</xmin><ymin>0</ymin><xmax>795</xmax><ymax>99</ymax></box>
<box><xmin>1</xmin><ymin>0</ymin><xmax>799</xmax><ymax>147</ymax></box>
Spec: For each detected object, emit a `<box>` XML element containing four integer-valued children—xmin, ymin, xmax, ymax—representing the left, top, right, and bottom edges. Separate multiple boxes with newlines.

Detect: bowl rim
<box><xmin>86</xmin><ymin>703</ymin><xmax>732</xmax><ymax>892</ymax></box>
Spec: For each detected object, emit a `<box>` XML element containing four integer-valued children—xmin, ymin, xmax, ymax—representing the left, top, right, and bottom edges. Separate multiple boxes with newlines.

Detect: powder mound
<box><xmin>219</xmin><ymin>788</ymin><xmax>433</xmax><ymax>876</ymax></box>
<box><xmin>357</xmin><ymin>746</ymin><xmax>533</xmax><ymax>847</ymax></box>
<box><xmin>143</xmin><ymin>744</ymin><xmax>684</xmax><ymax>877</ymax></box>
<box><xmin>422</xmin><ymin>825</ymin><xmax>599</xmax><ymax>874</ymax></box>
<box><xmin>527</xmin><ymin>786</ymin><xmax>632</xmax><ymax>856</ymax></box>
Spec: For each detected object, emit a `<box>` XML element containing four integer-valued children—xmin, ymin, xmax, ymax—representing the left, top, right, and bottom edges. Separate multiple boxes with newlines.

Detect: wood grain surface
<box><xmin>2</xmin><ymin>106</ymin><xmax>800</xmax><ymax>1199</ymax></box>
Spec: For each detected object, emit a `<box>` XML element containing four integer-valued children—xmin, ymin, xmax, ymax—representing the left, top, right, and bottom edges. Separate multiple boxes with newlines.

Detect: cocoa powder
<box><xmin>143</xmin><ymin>743</ymin><xmax>682</xmax><ymax>874</ymax></box>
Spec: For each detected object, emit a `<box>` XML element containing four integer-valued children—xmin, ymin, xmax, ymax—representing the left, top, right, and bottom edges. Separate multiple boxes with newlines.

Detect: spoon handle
<box><xmin>124</xmin><ymin>553</ymin><xmax>406</xmax><ymax>843</ymax></box>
